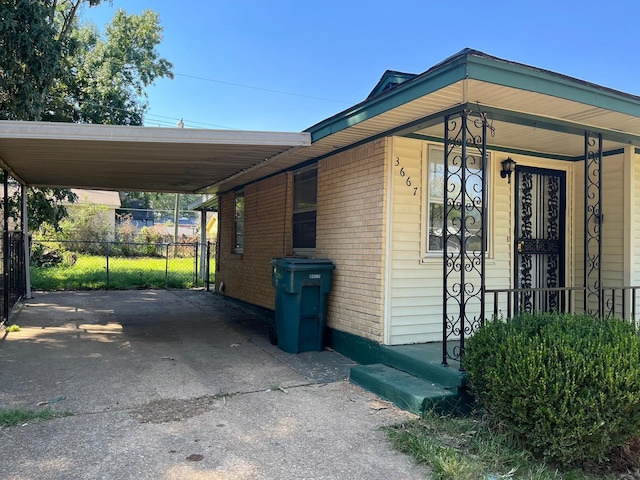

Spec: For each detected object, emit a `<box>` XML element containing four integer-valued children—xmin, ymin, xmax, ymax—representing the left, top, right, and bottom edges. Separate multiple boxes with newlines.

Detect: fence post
<box><xmin>105</xmin><ymin>242</ymin><xmax>110</xmax><ymax>289</ymax></box>
<box><xmin>206</xmin><ymin>241</ymin><xmax>211</xmax><ymax>292</ymax></box>
<box><xmin>194</xmin><ymin>242</ymin><xmax>198</xmax><ymax>287</ymax></box>
<box><xmin>165</xmin><ymin>243</ymin><xmax>169</xmax><ymax>288</ymax></box>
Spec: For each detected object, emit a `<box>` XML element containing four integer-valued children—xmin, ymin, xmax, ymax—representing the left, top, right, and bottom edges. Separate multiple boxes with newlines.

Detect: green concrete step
<box><xmin>380</xmin><ymin>343</ymin><xmax>467</xmax><ymax>391</ymax></box>
<box><xmin>350</xmin><ymin>363</ymin><xmax>458</xmax><ymax>415</ymax></box>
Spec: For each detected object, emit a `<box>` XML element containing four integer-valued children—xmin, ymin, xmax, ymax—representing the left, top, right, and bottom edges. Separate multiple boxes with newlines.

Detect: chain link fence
<box><xmin>31</xmin><ymin>240</ymin><xmax>215</xmax><ymax>291</ymax></box>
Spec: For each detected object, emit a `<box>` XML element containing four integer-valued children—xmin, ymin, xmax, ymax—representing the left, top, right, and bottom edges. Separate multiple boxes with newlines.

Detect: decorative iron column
<box><xmin>442</xmin><ymin>110</ymin><xmax>488</xmax><ymax>366</ymax></box>
<box><xmin>584</xmin><ymin>132</ymin><xmax>602</xmax><ymax>316</ymax></box>
<box><xmin>3</xmin><ymin>170</ymin><xmax>9</xmax><ymax>323</ymax></box>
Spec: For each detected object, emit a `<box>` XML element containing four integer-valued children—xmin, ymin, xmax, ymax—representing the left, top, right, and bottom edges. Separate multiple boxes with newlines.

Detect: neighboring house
<box><xmin>66</xmin><ymin>189</ymin><xmax>121</xmax><ymax>237</ymax></box>
<box><xmin>206</xmin><ymin>49</ymin><xmax>640</xmax><ymax>365</ymax></box>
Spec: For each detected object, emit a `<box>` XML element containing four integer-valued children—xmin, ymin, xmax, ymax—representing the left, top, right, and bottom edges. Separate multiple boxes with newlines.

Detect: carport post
<box><xmin>22</xmin><ymin>185</ymin><xmax>31</xmax><ymax>299</ymax></box>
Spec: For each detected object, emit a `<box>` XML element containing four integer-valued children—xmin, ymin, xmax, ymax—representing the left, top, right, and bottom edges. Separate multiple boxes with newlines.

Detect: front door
<box><xmin>514</xmin><ymin>166</ymin><xmax>566</xmax><ymax>312</ymax></box>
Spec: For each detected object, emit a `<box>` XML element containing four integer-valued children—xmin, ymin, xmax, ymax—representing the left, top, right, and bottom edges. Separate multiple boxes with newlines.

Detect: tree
<box><xmin>0</xmin><ymin>0</ymin><xmax>106</xmax><ymax>121</ymax></box>
<box><xmin>0</xmin><ymin>1</ymin><xmax>173</xmax><ymax>231</ymax></box>
<box><xmin>0</xmin><ymin>0</ymin><xmax>61</xmax><ymax>120</ymax></box>
<box><xmin>43</xmin><ymin>9</ymin><xmax>173</xmax><ymax>125</ymax></box>
<box><xmin>120</xmin><ymin>192</ymin><xmax>203</xmax><ymax>214</ymax></box>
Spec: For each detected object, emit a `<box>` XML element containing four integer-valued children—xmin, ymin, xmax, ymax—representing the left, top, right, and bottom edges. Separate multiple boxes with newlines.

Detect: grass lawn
<box><xmin>385</xmin><ymin>412</ymin><xmax>622</xmax><ymax>480</ymax></box>
<box><xmin>31</xmin><ymin>254</ymin><xmax>214</xmax><ymax>290</ymax></box>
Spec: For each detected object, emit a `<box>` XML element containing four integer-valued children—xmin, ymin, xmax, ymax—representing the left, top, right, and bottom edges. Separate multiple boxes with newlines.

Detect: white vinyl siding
<box><xmin>387</xmin><ymin>137</ymin><xmax>574</xmax><ymax>345</ymax></box>
<box><xmin>633</xmin><ymin>149</ymin><xmax>640</xmax><ymax>287</ymax></box>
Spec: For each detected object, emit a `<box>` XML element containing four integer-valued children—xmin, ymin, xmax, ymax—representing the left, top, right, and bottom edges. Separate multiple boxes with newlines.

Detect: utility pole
<box><xmin>174</xmin><ymin>118</ymin><xmax>184</xmax><ymax>255</ymax></box>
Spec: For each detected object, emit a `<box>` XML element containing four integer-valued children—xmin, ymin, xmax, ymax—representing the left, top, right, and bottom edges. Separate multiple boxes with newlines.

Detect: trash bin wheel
<box><xmin>268</xmin><ymin>325</ymin><xmax>278</xmax><ymax>345</ymax></box>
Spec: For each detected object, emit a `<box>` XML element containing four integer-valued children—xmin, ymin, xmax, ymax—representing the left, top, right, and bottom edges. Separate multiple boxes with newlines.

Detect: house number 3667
<box><xmin>395</xmin><ymin>157</ymin><xmax>419</xmax><ymax>196</ymax></box>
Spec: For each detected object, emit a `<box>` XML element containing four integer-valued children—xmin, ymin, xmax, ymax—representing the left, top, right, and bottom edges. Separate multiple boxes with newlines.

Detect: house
<box><xmin>3</xmin><ymin>48</ymin><xmax>640</xmax><ymax>412</ymax></box>
<box><xmin>65</xmin><ymin>189</ymin><xmax>122</xmax><ymax>237</ymax></box>
<box><xmin>209</xmin><ymin>48</ymin><xmax>640</xmax><ymax>377</ymax></box>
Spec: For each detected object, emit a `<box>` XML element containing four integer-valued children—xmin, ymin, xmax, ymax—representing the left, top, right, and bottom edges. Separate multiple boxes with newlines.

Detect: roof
<box><xmin>206</xmin><ymin>48</ymin><xmax>640</xmax><ymax>194</ymax></box>
<box><xmin>3</xmin><ymin>49</ymin><xmax>640</xmax><ymax>197</ymax></box>
<box><xmin>366</xmin><ymin>70</ymin><xmax>417</xmax><ymax>100</ymax></box>
<box><xmin>0</xmin><ymin>122</ymin><xmax>310</xmax><ymax>193</ymax></box>
<box><xmin>69</xmin><ymin>189</ymin><xmax>121</xmax><ymax>208</ymax></box>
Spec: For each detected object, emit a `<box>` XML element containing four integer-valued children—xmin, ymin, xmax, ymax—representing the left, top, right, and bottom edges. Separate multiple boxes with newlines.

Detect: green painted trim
<box><xmin>635</xmin><ymin>147</ymin><xmax>640</xmax><ymax>155</ymax></box>
<box><xmin>325</xmin><ymin>327</ymin><xmax>383</xmax><ymax>365</ymax></box>
<box><xmin>306</xmin><ymin>50</ymin><xmax>640</xmax><ymax>148</ymax></box>
<box><xmin>406</xmin><ymin>133</ymin><xmax>577</xmax><ymax>162</ymax></box>
<box><xmin>603</xmin><ymin>148</ymin><xmax>625</xmax><ymax>158</ymax></box>
<box><xmin>467</xmin><ymin>54</ymin><xmax>640</xmax><ymax>118</ymax></box>
<box><xmin>478</xmin><ymin>105</ymin><xmax>640</xmax><ymax>146</ymax></box>
<box><xmin>306</xmin><ymin>61</ymin><xmax>468</xmax><ymax>142</ymax></box>
<box><xmin>407</xmin><ymin>133</ymin><xmax>626</xmax><ymax>162</ymax></box>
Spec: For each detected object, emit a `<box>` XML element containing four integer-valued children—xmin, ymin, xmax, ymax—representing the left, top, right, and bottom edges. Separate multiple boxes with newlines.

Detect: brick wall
<box><xmin>216</xmin><ymin>174</ymin><xmax>291</xmax><ymax>309</ymax></box>
<box><xmin>316</xmin><ymin>138</ymin><xmax>388</xmax><ymax>342</ymax></box>
<box><xmin>216</xmin><ymin>138</ymin><xmax>389</xmax><ymax>343</ymax></box>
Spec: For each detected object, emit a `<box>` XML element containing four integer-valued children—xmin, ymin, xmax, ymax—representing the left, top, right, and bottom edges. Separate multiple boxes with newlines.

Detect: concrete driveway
<box><xmin>0</xmin><ymin>290</ymin><xmax>428</xmax><ymax>480</ymax></box>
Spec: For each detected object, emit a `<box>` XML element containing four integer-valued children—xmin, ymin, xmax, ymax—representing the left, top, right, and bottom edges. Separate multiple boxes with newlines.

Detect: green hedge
<box><xmin>464</xmin><ymin>312</ymin><xmax>640</xmax><ymax>465</ymax></box>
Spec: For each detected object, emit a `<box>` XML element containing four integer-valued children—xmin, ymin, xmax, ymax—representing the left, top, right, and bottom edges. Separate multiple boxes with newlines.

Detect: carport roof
<box><xmin>0</xmin><ymin>121</ymin><xmax>310</xmax><ymax>193</ymax></box>
<box><xmin>4</xmin><ymin>49</ymin><xmax>640</xmax><ymax>198</ymax></box>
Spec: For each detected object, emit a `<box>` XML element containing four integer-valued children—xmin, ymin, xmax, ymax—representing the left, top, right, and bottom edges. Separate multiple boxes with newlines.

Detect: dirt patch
<box><xmin>130</xmin><ymin>393</ymin><xmax>233</xmax><ymax>424</ymax></box>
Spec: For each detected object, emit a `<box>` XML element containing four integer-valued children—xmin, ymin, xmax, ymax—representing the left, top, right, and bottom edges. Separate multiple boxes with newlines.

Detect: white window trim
<box><xmin>421</xmin><ymin>145</ymin><xmax>493</xmax><ymax>262</ymax></box>
<box><xmin>234</xmin><ymin>190</ymin><xmax>244</xmax><ymax>254</ymax></box>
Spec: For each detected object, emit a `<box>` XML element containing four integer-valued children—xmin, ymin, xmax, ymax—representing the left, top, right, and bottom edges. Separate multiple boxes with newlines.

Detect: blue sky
<box><xmin>82</xmin><ymin>0</ymin><xmax>640</xmax><ymax>132</ymax></box>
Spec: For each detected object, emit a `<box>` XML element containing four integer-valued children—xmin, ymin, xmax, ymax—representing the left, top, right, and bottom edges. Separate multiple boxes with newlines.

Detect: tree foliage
<box><xmin>120</xmin><ymin>192</ymin><xmax>203</xmax><ymax>214</ymax></box>
<box><xmin>43</xmin><ymin>8</ymin><xmax>173</xmax><ymax>125</ymax></box>
<box><xmin>0</xmin><ymin>1</ymin><xmax>173</xmax><ymax>230</ymax></box>
<box><xmin>0</xmin><ymin>0</ymin><xmax>61</xmax><ymax>120</ymax></box>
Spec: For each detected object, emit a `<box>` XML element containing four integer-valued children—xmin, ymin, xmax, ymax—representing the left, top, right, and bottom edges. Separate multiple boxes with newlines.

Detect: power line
<box><xmin>174</xmin><ymin>72</ymin><xmax>354</xmax><ymax>105</ymax></box>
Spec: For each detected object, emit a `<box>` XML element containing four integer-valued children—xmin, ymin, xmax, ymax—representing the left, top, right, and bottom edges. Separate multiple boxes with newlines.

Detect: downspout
<box><xmin>22</xmin><ymin>185</ymin><xmax>31</xmax><ymax>299</ymax></box>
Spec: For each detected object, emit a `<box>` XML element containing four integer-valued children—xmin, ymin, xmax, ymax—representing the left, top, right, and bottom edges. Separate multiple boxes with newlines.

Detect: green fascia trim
<box><xmin>307</xmin><ymin>51</ymin><xmax>640</xmax><ymax>147</ymax></box>
<box><xmin>307</xmin><ymin>61</ymin><xmax>468</xmax><ymax>142</ymax></box>
<box><xmin>467</xmin><ymin>55</ymin><xmax>640</xmax><ymax>118</ymax></box>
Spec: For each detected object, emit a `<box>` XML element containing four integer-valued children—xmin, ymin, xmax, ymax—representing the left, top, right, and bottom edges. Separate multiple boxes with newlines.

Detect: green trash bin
<box><xmin>270</xmin><ymin>258</ymin><xmax>335</xmax><ymax>354</ymax></box>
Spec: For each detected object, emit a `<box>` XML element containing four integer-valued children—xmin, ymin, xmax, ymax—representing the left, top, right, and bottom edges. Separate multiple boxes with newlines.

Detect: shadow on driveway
<box><xmin>0</xmin><ymin>290</ymin><xmax>428</xmax><ymax>480</ymax></box>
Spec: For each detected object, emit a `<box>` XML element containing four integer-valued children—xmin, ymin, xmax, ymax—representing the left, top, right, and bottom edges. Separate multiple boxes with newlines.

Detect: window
<box><xmin>234</xmin><ymin>190</ymin><xmax>244</xmax><ymax>252</ymax></box>
<box><xmin>292</xmin><ymin>167</ymin><xmax>317</xmax><ymax>250</ymax></box>
<box><xmin>426</xmin><ymin>147</ymin><xmax>488</xmax><ymax>253</ymax></box>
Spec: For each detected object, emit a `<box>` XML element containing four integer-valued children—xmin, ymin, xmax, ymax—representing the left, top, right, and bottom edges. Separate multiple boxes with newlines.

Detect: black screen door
<box><xmin>514</xmin><ymin>167</ymin><xmax>566</xmax><ymax>312</ymax></box>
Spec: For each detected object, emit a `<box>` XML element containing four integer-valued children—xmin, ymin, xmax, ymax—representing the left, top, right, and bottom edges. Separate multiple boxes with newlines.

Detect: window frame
<box><xmin>292</xmin><ymin>166</ymin><xmax>317</xmax><ymax>251</ymax></box>
<box><xmin>422</xmin><ymin>145</ymin><xmax>492</xmax><ymax>261</ymax></box>
<box><xmin>234</xmin><ymin>190</ymin><xmax>244</xmax><ymax>253</ymax></box>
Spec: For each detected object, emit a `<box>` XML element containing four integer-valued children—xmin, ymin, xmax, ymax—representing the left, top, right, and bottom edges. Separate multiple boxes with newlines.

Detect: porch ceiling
<box><xmin>410</xmin><ymin>79</ymin><xmax>640</xmax><ymax>158</ymax></box>
<box><xmin>0</xmin><ymin>121</ymin><xmax>310</xmax><ymax>193</ymax></box>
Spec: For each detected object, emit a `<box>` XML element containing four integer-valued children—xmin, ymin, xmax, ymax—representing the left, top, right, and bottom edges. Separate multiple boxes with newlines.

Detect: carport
<box><xmin>0</xmin><ymin>120</ymin><xmax>311</xmax><ymax>323</ymax></box>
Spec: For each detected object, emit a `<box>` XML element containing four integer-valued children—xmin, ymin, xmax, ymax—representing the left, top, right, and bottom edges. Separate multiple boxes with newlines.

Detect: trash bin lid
<box><xmin>271</xmin><ymin>257</ymin><xmax>335</xmax><ymax>270</ymax></box>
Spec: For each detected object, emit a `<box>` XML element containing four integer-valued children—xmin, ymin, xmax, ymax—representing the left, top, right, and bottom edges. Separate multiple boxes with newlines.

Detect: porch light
<box><xmin>500</xmin><ymin>157</ymin><xmax>517</xmax><ymax>184</ymax></box>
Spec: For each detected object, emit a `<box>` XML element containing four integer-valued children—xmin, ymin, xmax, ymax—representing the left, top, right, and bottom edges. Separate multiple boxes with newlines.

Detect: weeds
<box><xmin>0</xmin><ymin>408</ymin><xmax>72</xmax><ymax>427</ymax></box>
<box><xmin>385</xmin><ymin>411</ymin><xmax>615</xmax><ymax>480</ymax></box>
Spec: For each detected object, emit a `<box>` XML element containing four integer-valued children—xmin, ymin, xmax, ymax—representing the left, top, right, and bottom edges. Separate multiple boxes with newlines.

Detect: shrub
<box><xmin>464</xmin><ymin>312</ymin><xmax>640</xmax><ymax>466</ymax></box>
<box><xmin>58</xmin><ymin>204</ymin><xmax>113</xmax><ymax>254</ymax></box>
